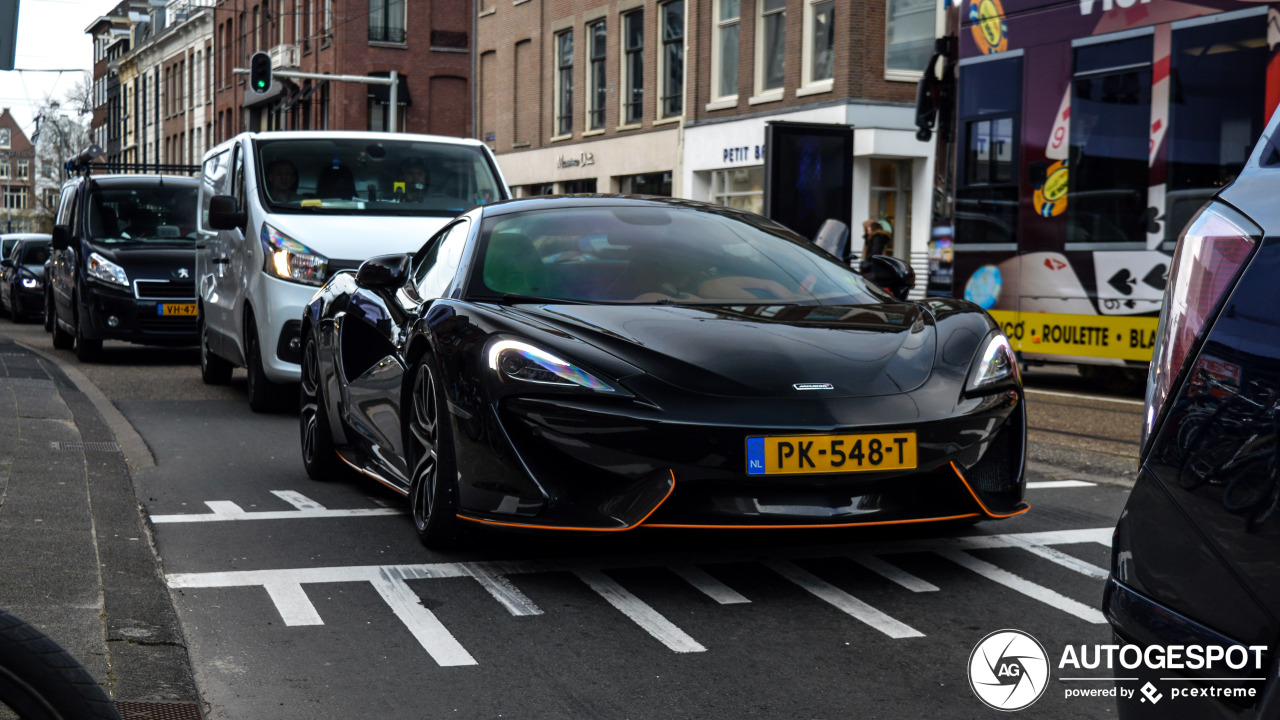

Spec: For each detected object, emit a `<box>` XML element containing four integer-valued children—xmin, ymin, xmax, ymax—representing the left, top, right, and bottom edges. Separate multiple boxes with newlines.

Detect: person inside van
<box><xmin>266</xmin><ymin>158</ymin><xmax>300</xmax><ymax>202</ymax></box>
<box><xmin>398</xmin><ymin>157</ymin><xmax>429</xmax><ymax>202</ymax></box>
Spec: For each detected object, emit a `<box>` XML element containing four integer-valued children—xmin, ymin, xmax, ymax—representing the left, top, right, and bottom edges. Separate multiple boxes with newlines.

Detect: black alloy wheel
<box><xmin>407</xmin><ymin>357</ymin><xmax>460</xmax><ymax>548</ymax></box>
<box><xmin>199</xmin><ymin>309</ymin><xmax>233</xmax><ymax>385</ymax></box>
<box><xmin>299</xmin><ymin>335</ymin><xmax>345</xmax><ymax>481</ymax></box>
<box><xmin>246</xmin><ymin>321</ymin><xmax>288</xmax><ymax>413</ymax></box>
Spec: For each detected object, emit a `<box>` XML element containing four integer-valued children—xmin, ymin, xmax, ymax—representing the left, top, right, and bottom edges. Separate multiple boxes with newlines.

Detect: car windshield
<box><xmin>470</xmin><ymin>205</ymin><xmax>884</xmax><ymax>305</ymax></box>
<box><xmin>19</xmin><ymin>242</ymin><xmax>50</xmax><ymax>265</ymax></box>
<box><xmin>1</xmin><ymin>238</ymin><xmax>17</xmax><ymax>259</ymax></box>
<box><xmin>256</xmin><ymin>138</ymin><xmax>505</xmax><ymax>216</ymax></box>
<box><xmin>87</xmin><ymin>185</ymin><xmax>201</xmax><ymax>244</ymax></box>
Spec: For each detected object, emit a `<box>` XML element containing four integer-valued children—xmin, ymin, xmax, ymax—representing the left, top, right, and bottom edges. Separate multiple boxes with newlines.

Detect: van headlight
<box><xmin>261</xmin><ymin>224</ymin><xmax>328</xmax><ymax>286</ymax></box>
<box><xmin>88</xmin><ymin>252</ymin><xmax>129</xmax><ymax>287</ymax></box>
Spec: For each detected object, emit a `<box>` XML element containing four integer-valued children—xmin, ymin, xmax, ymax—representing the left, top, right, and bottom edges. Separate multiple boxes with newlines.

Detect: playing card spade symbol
<box><xmin>1108</xmin><ymin>269</ymin><xmax>1137</xmax><ymax>296</ymax></box>
<box><xmin>1143</xmin><ymin>264</ymin><xmax>1168</xmax><ymax>291</ymax></box>
<box><xmin>1142</xmin><ymin>207</ymin><xmax>1162</xmax><ymax>235</ymax></box>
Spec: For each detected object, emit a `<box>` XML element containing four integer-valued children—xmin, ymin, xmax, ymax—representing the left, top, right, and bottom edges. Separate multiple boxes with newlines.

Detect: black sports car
<box><xmin>300</xmin><ymin>197</ymin><xmax>1026</xmax><ymax>546</ymax></box>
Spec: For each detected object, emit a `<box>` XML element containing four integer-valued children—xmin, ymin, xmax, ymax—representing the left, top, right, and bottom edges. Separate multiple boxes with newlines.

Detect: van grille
<box><xmin>134</xmin><ymin>279</ymin><xmax>195</xmax><ymax>300</ymax></box>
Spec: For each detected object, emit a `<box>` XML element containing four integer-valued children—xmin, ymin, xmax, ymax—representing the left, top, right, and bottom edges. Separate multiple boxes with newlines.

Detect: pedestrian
<box><xmin>859</xmin><ymin>219</ymin><xmax>893</xmax><ymax>275</ymax></box>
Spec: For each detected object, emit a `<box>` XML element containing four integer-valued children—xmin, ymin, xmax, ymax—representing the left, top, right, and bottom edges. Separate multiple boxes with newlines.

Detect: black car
<box><xmin>300</xmin><ymin>196</ymin><xmax>1027</xmax><ymax>547</ymax></box>
<box><xmin>1103</xmin><ymin>117</ymin><xmax>1280</xmax><ymax>716</ymax></box>
<box><xmin>47</xmin><ymin>174</ymin><xmax>200</xmax><ymax>361</ymax></box>
<box><xmin>0</xmin><ymin>236</ymin><xmax>51</xmax><ymax>322</ymax></box>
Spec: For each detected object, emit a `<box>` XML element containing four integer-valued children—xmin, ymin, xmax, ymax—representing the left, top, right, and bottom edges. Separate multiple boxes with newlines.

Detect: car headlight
<box><xmin>487</xmin><ymin>339</ymin><xmax>616</xmax><ymax>393</ymax></box>
<box><xmin>88</xmin><ymin>252</ymin><xmax>129</xmax><ymax>287</ymax></box>
<box><xmin>967</xmin><ymin>332</ymin><xmax>1019</xmax><ymax>392</ymax></box>
<box><xmin>261</xmin><ymin>223</ymin><xmax>328</xmax><ymax>286</ymax></box>
<box><xmin>21</xmin><ymin>276</ymin><xmax>41</xmax><ymax>289</ymax></box>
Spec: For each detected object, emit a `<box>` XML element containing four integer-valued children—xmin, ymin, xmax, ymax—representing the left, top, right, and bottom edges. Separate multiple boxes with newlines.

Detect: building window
<box><xmin>43</xmin><ymin>189</ymin><xmax>58</xmax><ymax>210</ymax></box>
<box><xmin>622</xmin><ymin>10</ymin><xmax>644</xmax><ymax>125</ymax></box>
<box><xmin>619</xmin><ymin>171</ymin><xmax>672</xmax><ymax>196</ymax></box>
<box><xmin>0</xmin><ymin>162</ymin><xmax>9</xmax><ymax>179</ymax></box>
<box><xmin>555</xmin><ymin>30</ymin><xmax>573</xmax><ymax>137</ymax></box>
<box><xmin>0</xmin><ymin>129</ymin><xmax>10</xmax><ymax>149</ymax></box>
<box><xmin>659</xmin><ymin>1</ymin><xmax>683</xmax><ymax>117</ymax></box>
<box><xmin>803</xmin><ymin>0</ymin><xmax>834</xmax><ymax>87</ymax></box>
<box><xmin>710</xmin><ymin>166</ymin><xmax>764</xmax><ymax>215</ymax></box>
<box><xmin>869</xmin><ymin>159</ymin><xmax>912</xmax><ymax>259</ymax></box>
<box><xmin>4</xmin><ymin>188</ymin><xmax>26</xmax><ymax>210</ymax></box>
<box><xmin>562</xmin><ymin>178</ymin><xmax>597</xmax><ymax>193</ymax></box>
<box><xmin>757</xmin><ymin>0</ymin><xmax>785</xmax><ymax>94</ymax></box>
<box><xmin>712</xmin><ymin>0</ymin><xmax>739</xmax><ymax>100</ymax></box>
<box><xmin>885</xmin><ymin>0</ymin><xmax>934</xmax><ymax>78</ymax></box>
<box><xmin>588</xmin><ymin>20</ymin><xmax>606</xmax><ymax>131</ymax></box>
<box><xmin>369</xmin><ymin>0</ymin><xmax>405</xmax><ymax>43</ymax></box>
<box><xmin>16</xmin><ymin>160</ymin><xmax>27</xmax><ymax>180</ymax></box>
<box><xmin>519</xmin><ymin>183</ymin><xmax>555</xmax><ymax>197</ymax></box>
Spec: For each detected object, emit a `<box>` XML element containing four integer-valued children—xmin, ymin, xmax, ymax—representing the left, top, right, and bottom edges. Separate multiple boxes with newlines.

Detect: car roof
<box><xmin>0</xmin><ymin>233</ymin><xmax>50</xmax><ymax>240</ymax></box>
<box><xmin>236</xmin><ymin>130</ymin><xmax>488</xmax><ymax>148</ymax></box>
<box><xmin>66</xmin><ymin>174</ymin><xmax>200</xmax><ymax>188</ymax></box>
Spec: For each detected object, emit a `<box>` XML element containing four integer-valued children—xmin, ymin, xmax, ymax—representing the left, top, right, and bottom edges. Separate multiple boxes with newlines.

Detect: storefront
<box><xmin>681</xmin><ymin>103</ymin><xmax>935</xmax><ymax>293</ymax></box>
<box><xmin>494</xmin><ymin>127</ymin><xmax>681</xmax><ymax>198</ymax></box>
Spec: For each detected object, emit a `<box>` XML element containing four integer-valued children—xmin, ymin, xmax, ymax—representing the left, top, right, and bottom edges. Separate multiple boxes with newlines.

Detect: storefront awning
<box><xmin>367</xmin><ymin>72</ymin><xmax>411</xmax><ymax>106</ymax></box>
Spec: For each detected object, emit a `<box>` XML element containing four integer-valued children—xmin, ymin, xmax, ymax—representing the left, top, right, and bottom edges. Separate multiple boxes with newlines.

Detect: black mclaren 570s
<box><xmin>300</xmin><ymin>196</ymin><xmax>1027</xmax><ymax>547</ymax></box>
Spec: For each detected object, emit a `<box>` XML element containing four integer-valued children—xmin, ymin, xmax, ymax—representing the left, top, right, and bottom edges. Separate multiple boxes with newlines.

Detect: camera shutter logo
<box><xmin>968</xmin><ymin>629</ymin><xmax>1049</xmax><ymax>711</ymax></box>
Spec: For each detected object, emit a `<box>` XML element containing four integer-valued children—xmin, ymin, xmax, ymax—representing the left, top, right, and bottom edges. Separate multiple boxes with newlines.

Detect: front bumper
<box><xmin>81</xmin><ymin>281</ymin><xmax>198</xmax><ymax>346</ymax></box>
<box><xmin>451</xmin><ymin>389</ymin><xmax>1027</xmax><ymax>531</ymax></box>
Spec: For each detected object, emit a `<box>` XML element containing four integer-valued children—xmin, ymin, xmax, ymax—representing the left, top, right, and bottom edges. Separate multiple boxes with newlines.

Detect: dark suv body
<box><xmin>48</xmin><ymin>174</ymin><xmax>201</xmax><ymax>360</ymax></box>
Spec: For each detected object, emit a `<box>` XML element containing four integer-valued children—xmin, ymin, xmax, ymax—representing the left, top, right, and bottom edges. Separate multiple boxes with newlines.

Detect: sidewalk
<box><xmin>0</xmin><ymin>334</ymin><xmax>201</xmax><ymax>718</ymax></box>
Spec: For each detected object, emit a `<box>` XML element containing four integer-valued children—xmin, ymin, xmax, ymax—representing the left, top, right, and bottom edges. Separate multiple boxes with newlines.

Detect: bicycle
<box><xmin>0</xmin><ymin>608</ymin><xmax>121</xmax><ymax>720</ymax></box>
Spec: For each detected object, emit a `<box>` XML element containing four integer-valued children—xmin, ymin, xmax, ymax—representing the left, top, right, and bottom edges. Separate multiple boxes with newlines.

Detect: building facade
<box><xmin>85</xmin><ymin>2</ymin><xmax>132</xmax><ymax>162</ymax></box>
<box><xmin>0</xmin><ymin>109</ymin><xmax>39</xmax><ymax>233</ymax></box>
<box><xmin>211</xmin><ymin>0</ymin><xmax>472</xmax><ymax>142</ymax></box>
<box><xmin>479</xmin><ymin>0</ymin><xmax>938</xmax><ymax>282</ymax></box>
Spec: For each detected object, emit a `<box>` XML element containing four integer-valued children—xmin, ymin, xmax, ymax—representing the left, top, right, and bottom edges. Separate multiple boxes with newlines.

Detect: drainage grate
<box><xmin>49</xmin><ymin>441</ymin><xmax>122</xmax><ymax>453</ymax></box>
<box><xmin>114</xmin><ymin>700</ymin><xmax>204</xmax><ymax>720</ymax></box>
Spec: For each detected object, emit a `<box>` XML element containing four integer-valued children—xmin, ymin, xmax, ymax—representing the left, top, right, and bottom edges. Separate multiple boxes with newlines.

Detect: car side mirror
<box><xmin>812</xmin><ymin>219</ymin><xmax>851</xmax><ymax>262</ymax></box>
<box><xmin>207</xmin><ymin>195</ymin><xmax>246</xmax><ymax>230</ymax></box>
<box><xmin>867</xmin><ymin>255</ymin><xmax>916</xmax><ymax>301</ymax></box>
<box><xmin>51</xmin><ymin>224</ymin><xmax>72</xmax><ymax>250</ymax></box>
<box><xmin>355</xmin><ymin>253</ymin><xmax>412</xmax><ymax>290</ymax></box>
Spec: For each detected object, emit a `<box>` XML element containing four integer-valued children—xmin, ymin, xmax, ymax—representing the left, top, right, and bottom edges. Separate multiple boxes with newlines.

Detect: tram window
<box><xmin>1066</xmin><ymin>35</ymin><xmax>1153</xmax><ymax>249</ymax></box>
<box><xmin>1165</xmin><ymin>15</ymin><xmax>1267</xmax><ymax>246</ymax></box>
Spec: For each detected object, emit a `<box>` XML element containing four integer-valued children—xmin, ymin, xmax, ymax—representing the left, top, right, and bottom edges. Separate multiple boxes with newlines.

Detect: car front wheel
<box><xmin>199</xmin><ymin>310</ymin><xmax>233</xmax><ymax>385</ymax></box>
<box><xmin>246</xmin><ymin>322</ymin><xmax>288</xmax><ymax>413</ymax></box>
<box><xmin>299</xmin><ymin>335</ymin><xmax>346</xmax><ymax>481</ymax></box>
<box><xmin>407</xmin><ymin>356</ymin><xmax>460</xmax><ymax>548</ymax></box>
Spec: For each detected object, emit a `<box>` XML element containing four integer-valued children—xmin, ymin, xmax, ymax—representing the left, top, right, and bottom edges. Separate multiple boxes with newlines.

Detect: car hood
<box><xmin>263</xmin><ymin>214</ymin><xmax>451</xmax><ymax>263</ymax></box>
<box><xmin>514</xmin><ymin>303</ymin><xmax>937</xmax><ymax>398</ymax></box>
<box><xmin>88</xmin><ymin>245</ymin><xmax>196</xmax><ymax>281</ymax></box>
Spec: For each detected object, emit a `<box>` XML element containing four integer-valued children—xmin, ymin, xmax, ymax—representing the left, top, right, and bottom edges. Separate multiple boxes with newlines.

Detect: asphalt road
<box><xmin>0</xmin><ymin>323</ymin><xmax>1144</xmax><ymax>719</ymax></box>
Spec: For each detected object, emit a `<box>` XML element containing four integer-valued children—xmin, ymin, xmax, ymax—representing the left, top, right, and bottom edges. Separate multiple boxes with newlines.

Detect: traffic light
<box><xmin>250</xmin><ymin>52</ymin><xmax>272</xmax><ymax>94</ymax></box>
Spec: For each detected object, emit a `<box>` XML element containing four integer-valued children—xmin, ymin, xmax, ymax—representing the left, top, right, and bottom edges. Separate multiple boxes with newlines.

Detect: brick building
<box><xmin>479</xmin><ymin>0</ymin><xmax>938</xmax><ymax>278</ymax></box>
<box><xmin>0</xmin><ymin>109</ymin><xmax>39</xmax><ymax>233</ymax></box>
<box><xmin>211</xmin><ymin>0</ymin><xmax>472</xmax><ymax>141</ymax></box>
<box><xmin>85</xmin><ymin>2</ymin><xmax>132</xmax><ymax>162</ymax></box>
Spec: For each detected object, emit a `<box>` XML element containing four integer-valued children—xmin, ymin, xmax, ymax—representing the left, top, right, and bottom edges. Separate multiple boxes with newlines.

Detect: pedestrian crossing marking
<box><xmin>150</xmin><ymin>491</ymin><xmax>403</xmax><ymax>523</ymax></box>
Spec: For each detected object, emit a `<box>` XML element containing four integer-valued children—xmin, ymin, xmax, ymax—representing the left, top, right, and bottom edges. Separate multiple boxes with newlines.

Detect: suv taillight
<box><xmin>1144</xmin><ymin>202</ymin><xmax>1261</xmax><ymax>448</ymax></box>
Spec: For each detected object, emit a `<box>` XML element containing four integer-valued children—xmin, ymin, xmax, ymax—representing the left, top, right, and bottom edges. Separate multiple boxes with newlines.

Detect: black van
<box><xmin>47</xmin><ymin>173</ymin><xmax>201</xmax><ymax>361</ymax></box>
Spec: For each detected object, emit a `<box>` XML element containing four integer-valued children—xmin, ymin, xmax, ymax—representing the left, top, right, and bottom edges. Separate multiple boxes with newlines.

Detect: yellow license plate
<box><xmin>158</xmin><ymin>303</ymin><xmax>197</xmax><ymax>316</ymax></box>
<box><xmin>746</xmin><ymin>432</ymin><xmax>918</xmax><ymax>475</ymax></box>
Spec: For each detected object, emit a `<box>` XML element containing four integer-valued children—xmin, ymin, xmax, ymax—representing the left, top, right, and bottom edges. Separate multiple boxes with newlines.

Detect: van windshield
<box><xmin>87</xmin><ymin>185</ymin><xmax>201</xmax><ymax>244</ymax></box>
<box><xmin>255</xmin><ymin>138</ymin><xmax>506</xmax><ymax>216</ymax></box>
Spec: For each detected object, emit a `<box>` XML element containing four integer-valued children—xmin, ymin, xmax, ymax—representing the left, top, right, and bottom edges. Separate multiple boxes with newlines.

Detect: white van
<box><xmin>197</xmin><ymin>131</ymin><xmax>509</xmax><ymax>412</ymax></box>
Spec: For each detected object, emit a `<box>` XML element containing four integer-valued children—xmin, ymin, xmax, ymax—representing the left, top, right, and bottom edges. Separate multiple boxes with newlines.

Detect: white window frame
<box><xmin>16</xmin><ymin>160</ymin><xmax>27</xmax><ymax>180</ymax></box>
<box><xmin>800</xmin><ymin>0</ymin><xmax>834</xmax><ymax>94</ymax></box>
<box><xmin>619</xmin><ymin>9</ymin><xmax>644</xmax><ymax>127</ymax></box>
<box><xmin>752</xmin><ymin>0</ymin><xmax>786</xmax><ymax>103</ymax></box>
<box><xmin>552</xmin><ymin>29</ymin><xmax>574</xmax><ymax>140</ymax></box>
<box><xmin>884</xmin><ymin>0</ymin><xmax>935</xmax><ymax>81</ymax></box>
<box><xmin>656</xmin><ymin>0</ymin><xmax>684</xmax><ymax>119</ymax></box>
<box><xmin>586</xmin><ymin>19</ymin><xmax>607</xmax><ymax>132</ymax></box>
<box><xmin>709</xmin><ymin>0</ymin><xmax>740</xmax><ymax>106</ymax></box>
<box><xmin>0</xmin><ymin>129</ymin><xmax>9</xmax><ymax>149</ymax></box>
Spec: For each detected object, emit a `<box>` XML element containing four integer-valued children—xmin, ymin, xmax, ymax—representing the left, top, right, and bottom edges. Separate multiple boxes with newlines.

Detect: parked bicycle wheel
<box><xmin>0</xmin><ymin>609</ymin><xmax>120</xmax><ymax>720</ymax></box>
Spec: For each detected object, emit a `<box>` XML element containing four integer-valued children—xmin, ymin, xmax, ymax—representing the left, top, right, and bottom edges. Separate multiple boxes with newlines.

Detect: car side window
<box><xmin>200</xmin><ymin>149</ymin><xmax>231</xmax><ymax>232</ymax></box>
<box><xmin>55</xmin><ymin>185</ymin><xmax>77</xmax><ymax>229</ymax></box>
<box><xmin>231</xmin><ymin>144</ymin><xmax>246</xmax><ymax>212</ymax></box>
<box><xmin>416</xmin><ymin>220</ymin><xmax>470</xmax><ymax>300</ymax></box>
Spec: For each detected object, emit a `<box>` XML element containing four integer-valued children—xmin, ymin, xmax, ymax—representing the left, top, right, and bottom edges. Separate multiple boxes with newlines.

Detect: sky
<box><xmin>1</xmin><ymin>0</ymin><xmax>112</xmax><ymax>138</ymax></box>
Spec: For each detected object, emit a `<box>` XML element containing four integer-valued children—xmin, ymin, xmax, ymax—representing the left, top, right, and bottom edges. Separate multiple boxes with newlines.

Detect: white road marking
<box><xmin>1000</xmin><ymin>536</ymin><xmax>1109</xmax><ymax>579</ymax></box>
<box><xmin>670</xmin><ymin>564</ymin><xmax>750</xmax><ymax>605</ymax></box>
<box><xmin>1027</xmin><ymin>480</ymin><xmax>1095</xmax><ymax>489</ymax></box>
<box><xmin>150</xmin><ymin>494</ymin><xmax>403</xmax><ymax>524</ymax></box>
<box><xmin>461</xmin><ymin>565</ymin><xmax>543</xmax><ymax>616</ymax></box>
<box><xmin>851</xmin><ymin>555</ymin><xmax>939</xmax><ymax>593</ymax></box>
<box><xmin>263</xmin><ymin>581</ymin><xmax>323</xmax><ymax>626</ymax></box>
<box><xmin>765</xmin><ymin>559</ymin><xmax>924</xmax><ymax>639</ymax></box>
<box><xmin>375</xmin><ymin>567</ymin><xmax>477</xmax><ymax>667</ymax></box>
<box><xmin>573</xmin><ymin>569</ymin><xmax>706</xmax><ymax>653</ymax></box>
<box><xmin>937</xmin><ymin>549</ymin><xmax>1107</xmax><ymax>624</ymax></box>
<box><xmin>1025</xmin><ymin>388</ymin><xmax>1145</xmax><ymax>406</ymax></box>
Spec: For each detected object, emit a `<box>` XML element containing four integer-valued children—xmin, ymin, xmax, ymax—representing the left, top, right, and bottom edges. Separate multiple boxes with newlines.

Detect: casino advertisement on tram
<box><xmin>921</xmin><ymin>0</ymin><xmax>1280</xmax><ymax>378</ymax></box>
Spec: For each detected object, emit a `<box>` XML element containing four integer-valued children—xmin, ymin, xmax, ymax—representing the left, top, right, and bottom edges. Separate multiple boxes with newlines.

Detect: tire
<box><xmin>74</xmin><ymin>304</ymin><xmax>101</xmax><ymax>363</ymax></box>
<box><xmin>406</xmin><ymin>356</ymin><xmax>460</xmax><ymax>548</ymax></box>
<box><xmin>51</xmin><ymin>298</ymin><xmax>73</xmax><ymax>350</ymax></box>
<box><xmin>9</xmin><ymin>289</ymin><xmax>22</xmax><ymax>324</ymax></box>
<box><xmin>299</xmin><ymin>335</ymin><xmax>346</xmax><ymax>481</ymax></box>
<box><xmin>246</xmin><ymin>323</ymin><xmax>287</xmax><ymax>413</ymax></box>
<box><xmin>43</xmin><ymin>291</ymin><xmax>53</xmax><ymax>333</ymax></box>
<box><xmin>199</xmin><ymin>310</ymin><xmax>233</xmax><ymax>385</ymax></box>
<box><xmin>0</xmin><ymin>608</ymin><xmax>122</xmax><ymax>720</ymax></box>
